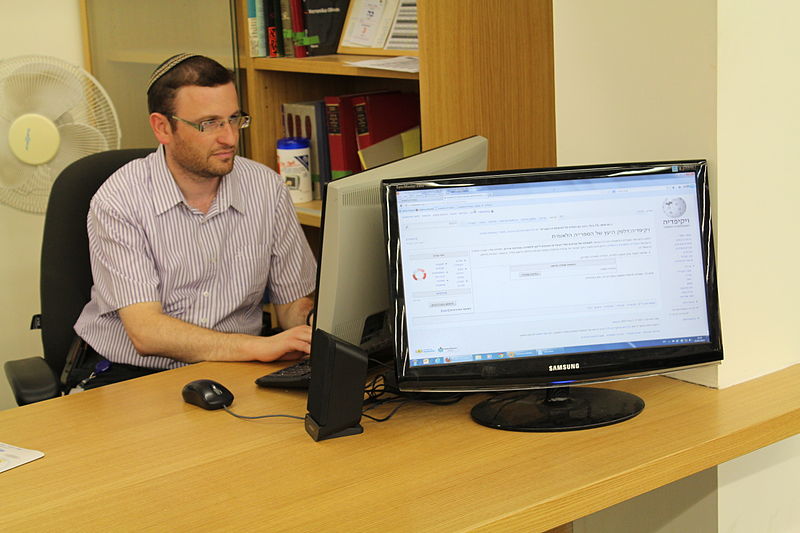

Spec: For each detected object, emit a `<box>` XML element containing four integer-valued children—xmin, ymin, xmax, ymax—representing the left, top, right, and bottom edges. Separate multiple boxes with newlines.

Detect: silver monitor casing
<box><xmin>315</xmin><ymin>136</ymin><xmax>489</xmax><ymax>346</ymax></box>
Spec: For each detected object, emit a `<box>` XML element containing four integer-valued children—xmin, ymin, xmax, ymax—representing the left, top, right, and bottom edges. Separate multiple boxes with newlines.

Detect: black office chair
<box><xmin>4</xmin><ymin>148</ymin><xmax>154</xmax><ymax>406</ymax></box>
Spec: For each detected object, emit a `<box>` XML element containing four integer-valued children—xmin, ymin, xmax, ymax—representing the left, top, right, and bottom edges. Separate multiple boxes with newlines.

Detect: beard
<box><xmin>177</xmin><ymin>149</ymin><xmax>235</xmax><ymax>179</ymax></box>
<box><xmin>170</xmin><ymin>139</ymin><xmax>236</xmax><ymax>180</ymax></box>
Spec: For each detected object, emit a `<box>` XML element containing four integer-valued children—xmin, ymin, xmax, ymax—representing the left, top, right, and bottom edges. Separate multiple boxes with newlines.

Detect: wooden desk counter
<box><xmin>1</xmin><ymin>363</ymin><xmax>798</xmax><ymax>532</ymax></box>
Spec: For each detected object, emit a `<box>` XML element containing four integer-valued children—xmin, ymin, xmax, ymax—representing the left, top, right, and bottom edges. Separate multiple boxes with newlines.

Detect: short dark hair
<box><xmin>147</xmin><ymin>55</ymin><xmax>234</xmax><ymax>118</ymax></box>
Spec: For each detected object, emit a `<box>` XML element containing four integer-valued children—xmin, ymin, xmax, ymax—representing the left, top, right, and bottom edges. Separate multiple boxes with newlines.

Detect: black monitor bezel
<box><xmin>381</xmin><ymin>160</ymin><xmax>723</xmax><ymax>392</ymax></box>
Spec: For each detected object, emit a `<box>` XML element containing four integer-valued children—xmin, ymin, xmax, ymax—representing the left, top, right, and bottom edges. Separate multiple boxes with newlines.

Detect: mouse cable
<box><xmin>222</xmin><ymin>406</ymin><xmax>304</xmax><ymax>421</ymax></box>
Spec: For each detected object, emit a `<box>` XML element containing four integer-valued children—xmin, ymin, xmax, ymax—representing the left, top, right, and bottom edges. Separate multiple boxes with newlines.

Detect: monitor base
<box><xmin>471</xmin><ymin>386</ymin><xmax>644</xmax><ymax>432</ymax></box>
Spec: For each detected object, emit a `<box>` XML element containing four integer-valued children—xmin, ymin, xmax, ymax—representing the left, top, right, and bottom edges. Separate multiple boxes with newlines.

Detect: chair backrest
<box><xmin>40</xmin><ymin>148</ymin><xmax>154</xmax><ymax>375</ymax></box>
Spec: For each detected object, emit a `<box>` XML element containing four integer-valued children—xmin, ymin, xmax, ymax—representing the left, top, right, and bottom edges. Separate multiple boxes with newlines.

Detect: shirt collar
<box><xmin>149</xmin><ymin>145</ymin><xmax>246</xmax><ymax>216</ymax></box>
<box><xmin>214</xmin><ymin>167</ymin><xmax>246</xmax><ymax>215</ymax></box>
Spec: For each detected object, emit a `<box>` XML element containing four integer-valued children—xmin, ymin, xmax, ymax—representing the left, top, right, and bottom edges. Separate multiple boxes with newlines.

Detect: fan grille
<box><xmin>0</xmin><ymin>55</ymin><xmax>121</xmax><ymax>213</ymax></box>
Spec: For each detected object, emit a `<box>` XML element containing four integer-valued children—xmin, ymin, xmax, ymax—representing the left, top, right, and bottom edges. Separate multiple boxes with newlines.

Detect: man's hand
<box><xmin>244</xmin><ymin>325</ymin><xmax>312</xmax><ymax>362</ymax></box>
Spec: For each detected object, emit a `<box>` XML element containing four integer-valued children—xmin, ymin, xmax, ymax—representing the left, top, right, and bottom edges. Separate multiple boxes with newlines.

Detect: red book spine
<box><xmin>267</xmin><ymin>27</ymin><xmax>280</xmax><ymax>57</ymax></box>
<box><xmin>267</xmin><ymin>0</ymin><xmax>286</xmax><ymax>57</ymax></box>
<box><xmin>353</xmin><ymin>97</ymin><xmax>374</xmax><ymax>151</ymax></box>
<box><xmin>325</xmin><ymin>95</ymin><xmax>361</xmax><ymax>179</ymax></box>
<box><xmin>289</xmin><ymin>0</ymin><xmax>307</xmax><ymax>58</ymax></box>
<box><xmin>353</xmin><ymin>92</ymin><xmax>421</xmax><ymax>151</ymax></box>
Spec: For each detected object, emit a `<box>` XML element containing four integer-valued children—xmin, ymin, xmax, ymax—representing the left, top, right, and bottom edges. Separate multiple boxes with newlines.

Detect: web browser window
<box><xmin>395</xmin><ymin>172</ymin><xmax>711</xmax><ymax>367</ymax></box>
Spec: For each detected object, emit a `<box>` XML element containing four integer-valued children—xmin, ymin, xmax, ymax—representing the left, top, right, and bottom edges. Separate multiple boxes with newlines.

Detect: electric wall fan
<box><xmin>0</xmin><ymin>55</ymin><xmax>121</xmax><ymax>214</ymax></box>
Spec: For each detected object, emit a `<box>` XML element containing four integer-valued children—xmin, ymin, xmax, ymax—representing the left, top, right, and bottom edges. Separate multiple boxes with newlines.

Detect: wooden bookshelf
<box><xmin>250</xmin><ymin>55</ymin><xmax>418</xmax><ymax>79</ymax></box>
<box><xmin>234</xmin><ymin>0</ymin><xmax>556</xmax><ymax>172</ymax></box>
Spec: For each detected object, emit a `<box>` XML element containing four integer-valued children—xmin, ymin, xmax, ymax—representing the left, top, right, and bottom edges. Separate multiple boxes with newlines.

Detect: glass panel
<box><xmin>84</xmin><ymin>0</ymin><xmax>237</xmax><ymax>149</ymax></box>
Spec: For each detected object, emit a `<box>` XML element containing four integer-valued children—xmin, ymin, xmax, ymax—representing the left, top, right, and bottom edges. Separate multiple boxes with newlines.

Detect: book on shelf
<box><xmin>253</xmin><ymin>0</ymin><xmax>348</xmax><ymax>58</ymax></box>
<box><xmin>289</xmin><ymin>0</ymin><xmax>308</xmax><ymax>57</ymax></box>
<box><xmin>266</xmin><ymin>0</ymin><xmax>285</xmax><ymax>57</ymax></box>
<box><xmin>352</xmin><ymin>91</ymin><xmax>420</xmax><ymax>152</ymax></box>
<box><xmin>358</xmin><ymin>125</ymin><xmax>420</xmax><ymax>170</ymax></box>
<box><xmin>324</xmin><ymin>93</ymin><xmax>362</xmax><ymax>179</ymax></box>
<box><xmin>248</xmin><ymin>0</ymin><xmax>267</xmax><ymax>57</ymax></box>
<box><xmin>325</xmin><ymin>90</ymin><xmax>413</xmax><ymax>179</ymax></box>
<box><xmin>302</xmin><ymin>0</ymin><xmax>351</xmax><ymax>56</ymax></box>
<box><xmin>279</xmin><ymin>0</ymin><xmax>295</xmax><ymax>57</ymax></box>
<box><xmin>282</xmin><ymin>100</ymin><xmax>331</xmax><ymax>200</ymax></box>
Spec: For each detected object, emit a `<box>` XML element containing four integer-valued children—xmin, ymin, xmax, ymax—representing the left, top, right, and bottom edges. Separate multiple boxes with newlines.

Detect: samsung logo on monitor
<box><xmin>549</xmin><ymin>363</ymin><xmax>580</xmax><ymax>372</ymax></box>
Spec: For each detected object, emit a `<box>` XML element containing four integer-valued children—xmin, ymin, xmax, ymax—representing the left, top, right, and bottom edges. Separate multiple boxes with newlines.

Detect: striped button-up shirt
<box><xmin>74</xmin><ymin>146</ymin><xmax>316</xmax><ymax>369</ymax></box>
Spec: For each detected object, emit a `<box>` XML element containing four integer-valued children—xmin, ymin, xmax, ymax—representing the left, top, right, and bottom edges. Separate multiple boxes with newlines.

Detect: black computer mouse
<box><xmin>182</xmin><ymin>379</ymin><xmax>234</xmax><ymax>410</ymax></box>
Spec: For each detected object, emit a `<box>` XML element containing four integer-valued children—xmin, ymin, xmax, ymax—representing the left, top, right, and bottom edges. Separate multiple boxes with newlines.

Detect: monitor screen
<box><xmin>382</xmin><ymin>160</ymin><xmax>723</xmax><ymax>431</ymax></box>
<box><xmin>313</xmin><ymin>136</ymin><xmax>488</xmax><ymax>352</ymax></box>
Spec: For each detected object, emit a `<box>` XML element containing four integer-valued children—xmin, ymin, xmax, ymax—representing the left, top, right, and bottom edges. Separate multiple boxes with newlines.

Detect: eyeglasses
<box><xmin>171</xmin><ymin>112</ymin><xmax>251</xmax><ymax>133</ymax></box>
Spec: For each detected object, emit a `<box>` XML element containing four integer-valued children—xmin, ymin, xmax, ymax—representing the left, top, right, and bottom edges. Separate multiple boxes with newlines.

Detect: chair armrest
<box><xmin>4</xmin><ymin>357</ymin><xmax>61</xmax><ymax>406</ymax></box>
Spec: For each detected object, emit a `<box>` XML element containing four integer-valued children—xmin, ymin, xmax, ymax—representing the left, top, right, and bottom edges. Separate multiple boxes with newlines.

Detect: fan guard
<box><xmin>0</xmin><ymin>55</ymin><xmax>121</xmax><ymax>214</ymax></box>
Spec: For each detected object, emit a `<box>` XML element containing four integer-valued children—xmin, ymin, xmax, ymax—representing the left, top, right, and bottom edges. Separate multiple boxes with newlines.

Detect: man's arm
<box><xmin>118</xmin><ymin>302</ymin><xmax>311</xmax><ymax>363</ymax></box>
<box><xmin>273</xmin><ymin>295</ymin><xmax>315</xmax><ymax>330</ymax></box>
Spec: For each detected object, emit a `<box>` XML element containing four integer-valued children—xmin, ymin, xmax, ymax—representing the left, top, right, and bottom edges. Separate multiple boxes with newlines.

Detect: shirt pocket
<box><xmin>230</xmin><ymin>244</ymin><xmax>270</xmax><ymax>301</ymax></box>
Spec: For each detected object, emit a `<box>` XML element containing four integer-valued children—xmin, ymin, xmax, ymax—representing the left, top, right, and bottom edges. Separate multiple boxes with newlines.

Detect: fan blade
<box><xmin>54</xmin><ymin>94</ymin><xmax>122</xmax><ymax>150</ymax></box>
<box><xmin>48</xmin><ymin>123</ymin><xmax>109</xmax><ymax>178</ymax></box>
<box><xmin>0</xmin><ymin>59</ymin><xmax>85</xmax><ymax>122</ymax></box>
<box><xmin>0</xmin><ymin>117</ymin><xmax>36</xmax><ymax>188</ymax></box>
<box><xmin>0</xmin><ymin>164</ymin><xmax>52</xmax><ymax>214</ymax></box>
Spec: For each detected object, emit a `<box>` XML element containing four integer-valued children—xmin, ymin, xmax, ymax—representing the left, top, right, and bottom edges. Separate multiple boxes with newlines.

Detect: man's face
<box><xmin>167</xmin><ymin>82</ymin><xmax>240</xmax><ymax>180</ymax></box>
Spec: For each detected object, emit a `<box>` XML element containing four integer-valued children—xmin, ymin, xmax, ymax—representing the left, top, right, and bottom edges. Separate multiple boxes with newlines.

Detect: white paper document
<box><xmin>0</xmin><ymin>442</ymin><xmax>45</xmax><ymax>473</ymax></box>
<box><xmin>345</xmin><ymin>56</ymin><xmax>419</xmax><ymax>73</ymax></box>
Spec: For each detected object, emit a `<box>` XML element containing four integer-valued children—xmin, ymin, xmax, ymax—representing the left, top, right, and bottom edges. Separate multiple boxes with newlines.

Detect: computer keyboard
<box><xmin>255</xmin><ymin>359</ymin><xmax>311</xmax><ymax>389</ymax></box>
<box><xmin>255</xmin><ymin>334</ymin><xmax>394</xmax><ymax>390</ymax></box>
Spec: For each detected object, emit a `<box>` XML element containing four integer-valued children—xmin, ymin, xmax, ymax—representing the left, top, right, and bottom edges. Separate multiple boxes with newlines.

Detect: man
<box><xmin>73</xmin><ymin>54</ymin><xmax>316</xmax><ymax>388</ymax></box>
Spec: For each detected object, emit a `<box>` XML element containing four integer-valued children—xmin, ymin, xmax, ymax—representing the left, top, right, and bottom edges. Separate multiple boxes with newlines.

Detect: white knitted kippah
<box><xmin>146</xmin><ymin>53</ymin><xmax>200</xmax><ymax>93</ymax></box>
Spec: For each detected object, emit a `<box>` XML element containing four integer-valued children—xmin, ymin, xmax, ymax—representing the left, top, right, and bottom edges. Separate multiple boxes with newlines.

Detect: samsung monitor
<box><xmin>382</xmin><ymin>160</ymin><xmax>723</xmax><ymax>431</ymax></box>
<box><xmin>313</xmin><ymin>136</ymin><xmax>488</xmax><ymax>353</ymax></box>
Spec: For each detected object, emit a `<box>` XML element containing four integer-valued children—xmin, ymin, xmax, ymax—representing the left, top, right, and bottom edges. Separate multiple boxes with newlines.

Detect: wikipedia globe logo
<box><xmin>662</xmin><ymin>197</ymin><xmax>687</xmax><ymax>218</ymax></box>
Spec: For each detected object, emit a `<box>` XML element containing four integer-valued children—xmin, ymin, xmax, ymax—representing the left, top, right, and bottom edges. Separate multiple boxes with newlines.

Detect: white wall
<box><xmin>553</xmin><ymin>1</ymin><xmax>717</xmax><ymax>167</ymax></box>
<box><xmin>718</xmin><ymin>434</ymin><xmax>800</xmax><ymax>533</ymax></box>
<box><xmin>573</xmin><ymin>467</ymin><xmax>718</xmax><ymax>533</ymax></box>
<box><xmin>715</xmin><ymin>0</ymin><xmax>800</xmax><ymax>388</ymax></box>
<box><xmin>0</xmin><ymin>1</ymin><xmax>84</xmax><ymax>410</ymax></box>
<box><xmin>554</xmin><ymin>0</ymin><xmax>799</xmax><ymax>531</ymax></box>
<box><xmin>716</xmin><ymin>2</ymin><xmax>800</xmax><ymax>531</ymax></box>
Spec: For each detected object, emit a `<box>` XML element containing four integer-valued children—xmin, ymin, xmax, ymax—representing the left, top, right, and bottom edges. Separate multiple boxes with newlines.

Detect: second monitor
<box><xmin>313</xmin><ymin>136</ymin><xmax>489</xmax><ymax>352</ymax></box>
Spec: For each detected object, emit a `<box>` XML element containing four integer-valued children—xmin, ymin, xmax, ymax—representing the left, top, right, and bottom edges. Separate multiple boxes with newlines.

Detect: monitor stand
<box><xmin>470</xmin><ymin>386</ymin><xmax>645</xmax><ymax>432</ymax></box>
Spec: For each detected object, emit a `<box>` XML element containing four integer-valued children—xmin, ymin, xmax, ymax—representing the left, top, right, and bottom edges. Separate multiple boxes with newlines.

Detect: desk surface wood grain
<box><xmin>1</xmin><ymin>362</ymin><xmax>798</xmax><ymax>532</ymax></box>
